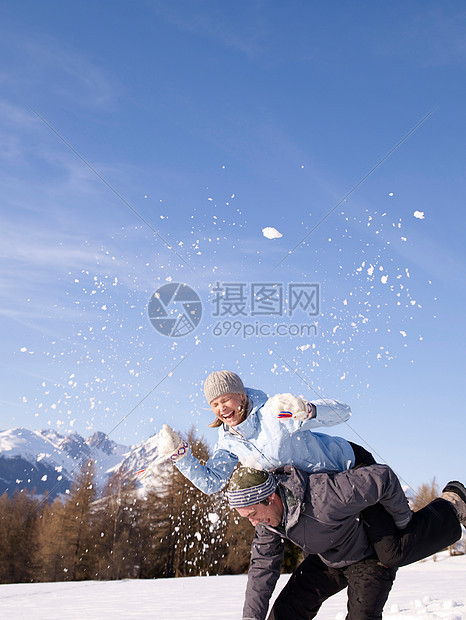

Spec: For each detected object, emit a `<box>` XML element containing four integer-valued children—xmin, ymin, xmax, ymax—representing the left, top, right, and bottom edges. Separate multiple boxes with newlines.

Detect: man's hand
<box><xmin>158</xmin><ymin>424</ymin><xmax>189</xmax><ymax>462</ymax></box>
<box><xmin>267</xmin><ymin>393</ymin><xmax>315</xmax><ymax>421</ymax></box>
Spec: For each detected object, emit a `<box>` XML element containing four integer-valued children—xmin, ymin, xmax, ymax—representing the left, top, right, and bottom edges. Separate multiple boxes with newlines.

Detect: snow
<box><xmin>413</xmin><ymin>211</ymin><xmax>425</xmax><ymax>220</ymax></box>
<box><xmin>0</xmin><ymin>554</ymin><xmax>464</xmax><ymax>619</ymax></box>
<box><xmin>157</xmin><ymin>424</ymin><xmax>181</xmax><ymax>455</ymax></box>
<box><xmin>262</xmin><ymin>226</ymin><xmax>283</xmax><ymax>239</ymax></box>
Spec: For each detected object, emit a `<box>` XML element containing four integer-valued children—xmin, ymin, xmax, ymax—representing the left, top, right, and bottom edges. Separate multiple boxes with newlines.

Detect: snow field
<box><xmin>0</xmin><ymin>554</ymin><xmax>464</xmax><ymax>619</ymax></box>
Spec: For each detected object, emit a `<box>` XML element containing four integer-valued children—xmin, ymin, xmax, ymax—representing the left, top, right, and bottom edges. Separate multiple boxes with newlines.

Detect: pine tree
<box><xmin>59</xmin><ymin>460</ymin><xmax>99</xmax><ymax>580</ymax></box>
<box><xmin>412</xmin><ymin>478</ymin><xmax>439</xmax><ymax>511</ymax></box>
<box><xmin>36</xmin><ymin>495</ymin><xmax>67</xmax><ymax>582</ymax></box>
<box><xmin>0</xmin><ymin>490</ymin><xmax>40</xmax><ymax>583</ymax></box>
<box><xmin>95</xmin><ymin>472</ymin><xmax>144</xmax><ymax>579</ymax></box>
<box><xmin>220</xmin><ymin>507</ymin><xmax>255</xmax><ymax>574</ymax></box>
<box><xmin>138</xmin><ymin>428</ymin><xmax>224</xmax><ymax>578</ymax></box>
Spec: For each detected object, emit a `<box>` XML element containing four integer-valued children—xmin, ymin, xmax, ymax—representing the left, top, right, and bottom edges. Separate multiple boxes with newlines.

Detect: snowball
<box><xmin>262</xmin><ymin>227</ymin><xmax>283</xmax><ymax>239</ymax></box>
<box><xmin>158</xmin><ymin>424</ymin><xmax>182</xmax><ymax>454</ymax></box>
<box><xmin>413</xmin><ymin>211</ymin><xmax>425</xmax><ymax>219</ymax></box>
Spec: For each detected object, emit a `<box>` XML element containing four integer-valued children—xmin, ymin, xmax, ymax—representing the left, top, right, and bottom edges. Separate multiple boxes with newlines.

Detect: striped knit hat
<box><xmin>227</xmin><ymin>467</ymin><xmax>277</xmax><ymax>508</ymax></box>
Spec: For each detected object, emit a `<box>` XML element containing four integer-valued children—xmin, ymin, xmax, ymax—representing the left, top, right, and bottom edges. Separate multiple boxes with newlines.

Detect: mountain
<box><xmin>0</xmin><ymin>427</ymin><xmax>170</xmax><ymax>499</ymax></box>
<box><xmin>402</xmin><ymin>484</ymin><xmax>416</xmax><ymax>508</ymax></box>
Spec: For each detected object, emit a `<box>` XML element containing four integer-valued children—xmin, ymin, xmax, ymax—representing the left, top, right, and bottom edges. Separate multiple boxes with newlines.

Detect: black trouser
<box><xmin>360</xmin><ymin>498</ymin><xmax>461</xmax><ymax>567</ymax></box>
<box><xmin>349</xmin><ymin>442</ymin><xmax>462</xmax><ymax>568</ymax></box>
<box><xmin>268</xmin><ymin>553</ymin><xmax>397</xmax><ymax>620</ymax></box>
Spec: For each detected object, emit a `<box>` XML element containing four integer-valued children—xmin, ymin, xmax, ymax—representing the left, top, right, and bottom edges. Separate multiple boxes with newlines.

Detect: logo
<box><xmin>148</xmin><ymin>283</ymin><xmax>202</xmax><ymax>337</ymax></box>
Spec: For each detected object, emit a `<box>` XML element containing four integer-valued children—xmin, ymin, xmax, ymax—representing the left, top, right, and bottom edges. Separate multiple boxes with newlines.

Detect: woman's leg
<box><xmin>349</xmin><ymin>442</ymin><xmax>376</xmax><ymax>467</ymax></box>
<box><xmin>348</xmin><ymin>443</ymin><xmax>462</xmax><ymax>567</ymax></box>
<box><xmin>364</xmin><ymin>498</ymin><xmax>462</xmax><ymax>567</ymax></box>
<box><xmin>349</xmin><ymin>442</ymin><xmax>403</xmax><ymax>566</ymax></box>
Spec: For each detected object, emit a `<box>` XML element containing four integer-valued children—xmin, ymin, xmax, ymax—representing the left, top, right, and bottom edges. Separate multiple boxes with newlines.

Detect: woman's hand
<box><xmin>158</xmin><ymin>424</ymin><xmax>189</xmax><ymax>462</ymax></box>
<box><xmin>267</xmin><ymin>393</ymin><xmax>315</xmax><ymax>421</ymax></box>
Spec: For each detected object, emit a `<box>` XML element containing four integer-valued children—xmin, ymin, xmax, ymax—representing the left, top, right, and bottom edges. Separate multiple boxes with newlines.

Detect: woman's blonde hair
<box><xmin>208</xmin><ymin>417</ymin><xmax>223</xmax><ymax>428</ymax></box>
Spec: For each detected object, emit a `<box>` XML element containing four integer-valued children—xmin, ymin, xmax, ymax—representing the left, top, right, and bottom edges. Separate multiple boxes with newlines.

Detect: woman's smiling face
<box><xmin>210</xmin><ymin>392</ymin><xmax>245</xmax><ymax>426</ymax></box>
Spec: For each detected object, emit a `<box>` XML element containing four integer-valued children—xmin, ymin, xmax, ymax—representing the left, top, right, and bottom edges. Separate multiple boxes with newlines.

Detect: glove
<box><xmin>267</xmin><ymin>393</ymin><xmax>315</xmax><ymax>421</ymax></box>
<box><xmin>158</xmin><ymin>424</ymin><xmax>188</xmax><ymax>462</ymax></box>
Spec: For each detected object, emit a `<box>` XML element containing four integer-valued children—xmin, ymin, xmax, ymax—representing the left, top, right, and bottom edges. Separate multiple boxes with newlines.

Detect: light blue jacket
<box><xmin>175</xmin><ymin>388</ymin><xmax>354</xmax><ymax>494</ymax></box>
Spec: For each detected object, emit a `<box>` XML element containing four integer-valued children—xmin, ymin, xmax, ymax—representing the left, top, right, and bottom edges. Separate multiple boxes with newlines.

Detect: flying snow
<box><xmin>413</xmin><ymin>211</ymin><xmax>425</xmax><ymax>220</ymax></box>
<box><xmin>262</xmin><ymin>227</ymin><xmax>283</xmax><ymax>239</ymax></box>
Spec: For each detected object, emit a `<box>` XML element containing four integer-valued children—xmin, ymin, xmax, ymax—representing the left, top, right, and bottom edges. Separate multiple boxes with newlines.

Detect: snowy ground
<box><xmin>1</xmin><ymin>554</ymin><xmax>464</xmax><ymax>619</ymax></box>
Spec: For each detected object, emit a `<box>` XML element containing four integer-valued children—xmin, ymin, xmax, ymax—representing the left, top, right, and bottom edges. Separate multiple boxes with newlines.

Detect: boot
<box><xmin>441</xmin><ymin>481</ymin><xmax>466</xmax><ymax>526</ymax></box>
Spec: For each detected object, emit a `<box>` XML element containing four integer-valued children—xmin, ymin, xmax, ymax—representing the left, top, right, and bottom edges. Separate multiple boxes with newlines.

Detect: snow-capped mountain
<box><xmin>0</xmin><ymin>427</ymin><xmax>169</xmax><ymax>499</ymax></box>
<box><xmin>402</xmin><ymin>484</ymin><xmax>416</xmax><ymax>508</ymax></box>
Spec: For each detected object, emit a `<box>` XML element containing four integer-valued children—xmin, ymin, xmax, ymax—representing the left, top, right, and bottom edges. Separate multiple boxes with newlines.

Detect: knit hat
<box><xmin>227</xmin><ymin>467</ymin><xmax>277</xmax><ymax>508</ymax></box>
<box><xmin>204</xmin><ymin>370</ymin><xmax>246</xmax><ymax>404</ymax></box>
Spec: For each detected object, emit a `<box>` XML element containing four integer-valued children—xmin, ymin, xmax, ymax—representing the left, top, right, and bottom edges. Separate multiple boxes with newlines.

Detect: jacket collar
<box><xmin>220</xmin><ymin>387</ymin><xmax>268</xmax><ymax>440</ymax></box>
<box><xmin>272</xmin><ymin>466</ymin><xmax>308</xmax><ymax>530</ymax></box>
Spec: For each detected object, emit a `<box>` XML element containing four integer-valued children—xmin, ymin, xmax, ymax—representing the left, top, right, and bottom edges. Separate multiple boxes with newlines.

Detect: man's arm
<box><xmin>242</xmin><ymin>524</ymin><xmax>285</xmax><ymax>620</ymax></box>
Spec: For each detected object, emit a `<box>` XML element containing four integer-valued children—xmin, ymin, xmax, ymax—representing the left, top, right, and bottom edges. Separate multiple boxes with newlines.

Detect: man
<box><xmin>227</xmin><ymin>465</ymin><xmax>465</xmax><ymax>620</ymax></box>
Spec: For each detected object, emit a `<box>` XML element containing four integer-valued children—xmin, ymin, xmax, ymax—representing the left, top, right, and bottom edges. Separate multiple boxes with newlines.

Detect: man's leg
<box><xmin>343</xmin><ymin>557</ymin><xmax>397</xmax><ymax>620</ymax></box>
<box><xmin>267</xmin><ymin>554</ymin><xmax>347</xmax><ymax>620</ymax></box>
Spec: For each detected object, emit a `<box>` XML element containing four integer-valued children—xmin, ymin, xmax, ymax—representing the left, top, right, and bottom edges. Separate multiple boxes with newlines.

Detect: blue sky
<box><xmin>0</xmin><ymin>1</ymin><xmax>465</xmax><ymax>490</ymax></box>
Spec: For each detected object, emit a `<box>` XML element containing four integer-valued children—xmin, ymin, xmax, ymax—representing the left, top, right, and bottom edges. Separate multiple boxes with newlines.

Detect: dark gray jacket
<box><xmin>243</xmin><ymin>464</ymin><xmax>411</xmax><ymax>620</ymax></box>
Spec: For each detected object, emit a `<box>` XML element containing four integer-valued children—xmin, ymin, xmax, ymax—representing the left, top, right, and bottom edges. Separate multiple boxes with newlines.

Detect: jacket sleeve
<box><xmin>261</xmin><ymin>396</ymin><xmax>351</xmax><ymax>431</ymax></box>
<box><xmin>306</xmin><ymin>398</ymin><xmax>351</xmax><ymax>427</ymax></box>
<box><xmin>174</xmin><ymin>445</ymin><xmax>238</xmax><ymax>495</ymax></box>
<box><xmin>243</xmin><ymin>525</ymin><xmax>285</xmax><ymax>620</ymax></box>
<box><xmin>325</xmin><ymin>464</ymin><xmax>413</xmax><ymax>528</ymax></box>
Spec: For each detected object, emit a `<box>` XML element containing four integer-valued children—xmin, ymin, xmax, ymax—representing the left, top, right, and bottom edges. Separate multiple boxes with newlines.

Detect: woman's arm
<box><xmin>175</xmin><ymin>446</ymin><xmax>239</xmax><ymax>495</ymax></box>
<box><xmin>265</xmin><ymin>393</ymin><xmax>352</xmax><ymax>429</ymax></box>
<box><xmin>304</xmin><ymin>398</ymin><xmax>352</xmax><ymax>428</ymax></box>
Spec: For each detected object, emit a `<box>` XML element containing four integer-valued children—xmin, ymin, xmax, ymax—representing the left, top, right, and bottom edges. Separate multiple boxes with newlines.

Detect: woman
<box><xmin>160</xmin><ymin>370</ymin><xmax>360</xmax><ymax>494</ymax></box>
<box><xmin>160</xmin><ymin>370</ymin><xmax>463</xmax><ymax>567</ymax></box>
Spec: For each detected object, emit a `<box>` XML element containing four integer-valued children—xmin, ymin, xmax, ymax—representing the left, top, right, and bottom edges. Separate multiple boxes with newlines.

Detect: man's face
<box><xmin>235</xmin><ymin>494</ymin><xmax>283</xmax><ymax>527</ymax></box>
<box><xmin>210</xmin><ymin>392</ymin><xmax>245</xmax><ymax>426</ymax></box>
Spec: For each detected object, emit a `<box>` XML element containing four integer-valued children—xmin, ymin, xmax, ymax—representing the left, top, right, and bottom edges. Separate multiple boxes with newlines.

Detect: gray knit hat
<box><xmin>227</xmin><ymin>467</ymin><xmax>277</xmax><ymax>508</ymax></box>
<box><xmin>204</xmin><ymin>370</ymin><xmax>246</xmax><ymax>404</ymax></box>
